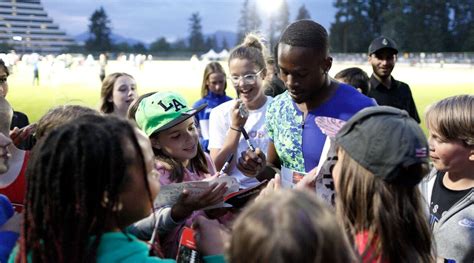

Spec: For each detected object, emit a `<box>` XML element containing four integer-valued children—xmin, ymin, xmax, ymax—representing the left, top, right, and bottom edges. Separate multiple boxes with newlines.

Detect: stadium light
<box><xmin>258</xmin><ymin>0</ymin><xmax>283</xmax><ymax>16</ymax></box>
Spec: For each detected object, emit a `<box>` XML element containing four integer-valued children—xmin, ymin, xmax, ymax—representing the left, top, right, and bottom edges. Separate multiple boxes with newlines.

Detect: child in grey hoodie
<box><xmin>421</xmin><ymin>95</ymin><xmax>474</xmax><ymax>263</ymax></box>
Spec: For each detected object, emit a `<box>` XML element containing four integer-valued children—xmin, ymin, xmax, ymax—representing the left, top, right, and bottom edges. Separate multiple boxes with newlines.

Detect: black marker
<box><xmin>241</xmin><ymin>127</ymin><xmax>256</xmax><ymax>152</ymax></box>
<box><xmin>219</xmin><ymin>153</ymin><xmax>234</xmax><ymax>174</ymax></box>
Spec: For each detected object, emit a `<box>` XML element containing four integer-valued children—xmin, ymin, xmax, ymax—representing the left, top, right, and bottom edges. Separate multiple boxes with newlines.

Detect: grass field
<box><xmin>6</xmin><ymin>60</ymin><xmax>473</xmax><ymax>135</ymax></box>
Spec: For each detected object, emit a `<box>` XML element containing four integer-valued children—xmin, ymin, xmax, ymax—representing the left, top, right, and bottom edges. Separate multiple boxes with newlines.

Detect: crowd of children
<box><xmin>0</xmin><ymin>19</ymin><xmax>472</xmax><ymax>263</ymax></box>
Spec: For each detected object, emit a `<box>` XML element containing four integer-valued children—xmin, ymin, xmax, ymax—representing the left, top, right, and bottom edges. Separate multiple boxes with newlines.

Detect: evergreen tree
<box><xmin>114</xmin><ymin>42</ymin><xmax>131</xmax><ymax>53</ymax></box>
<box><xmin>268</xmin><ymin>0</ymin><xmax>290</xmax><ymax>48</ymax></box>
<box><xmin>173</xmin><ymin>39</ymin><xmax>188</xmax><ymax>51</ymax></box>
<box><xmin>295</xmin><ymin>4</ymin><xmax>311</xmax><ymax>20</ymax></box>
<box><xmin>449</xmin><ymin>0</ymin><xmax>474</xmax><ymax>51</ymax></box>
<box><xmin>222</xmin><ymin>37</ymin><xmax>229</xmax><ymax>50</ymax></box>
<box><xmin>329</xmin><ymin>0</ymin><xmax>474</xmax><ymax>52</ymax></box>
<box><xmin>248</xmin><ymin>1</ymin><xmax>262</xmax><ymax>32</ymax></box>
<box><xmin>150</xmin><ymin>37</ymin><xmax>171</xmax><ymax>52</ymax></box>
<box><xmin>204</xmin><ymin>36</ymin><xmax>217</xmax><ymax>51</ymax></box>
<box><xmin>329</xmin><ymin>0</ymin><xmax>371</xmax><ymax>52</ymax></box>
<box><xmin>188</xmin><ymin>12</ymin><xmax>205</xmax><ymax>52</ymax></box>
<box><xmin>237</xmin><ymin>0</ymin><xmax>250</xmax><ymax>43</ymax></box>
<box><xmin>276</xmin><ymin>0</ymin><xmax>290</xmax><ymax>35</ymax></box>
<box><xmin>132</xmin><ymin>43</ymin><xmax>147</xmax><ymax>53</ymax></box>
<box><xmin>85</xmin><ymin>7</ymin><xmax>112</xmax><ymax>52</ymax></box>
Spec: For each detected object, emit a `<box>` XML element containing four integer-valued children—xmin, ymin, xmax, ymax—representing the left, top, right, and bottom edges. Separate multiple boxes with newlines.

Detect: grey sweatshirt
<box><xmin>420</xmin><ymin>169</ymin><xmax>474</xmax><ymax>263</ymax></box>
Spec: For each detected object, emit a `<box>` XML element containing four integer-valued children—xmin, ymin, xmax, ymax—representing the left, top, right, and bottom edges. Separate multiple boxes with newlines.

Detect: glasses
<box><xmin>0</xmin><ymin>77</ymin><xmax>7</xmax><ymax>84</ymax></box>
<box><xmin>228</xmin><ymin>69</ymin><xmax>263</xmax><ymax>86</ymax></box>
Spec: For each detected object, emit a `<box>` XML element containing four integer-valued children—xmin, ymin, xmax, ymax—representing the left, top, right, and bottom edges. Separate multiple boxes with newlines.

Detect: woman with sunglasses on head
<box><xmin>208</xmin><ymin>33</ymin><xmax>272</xmax><ymax>189</ymax></box>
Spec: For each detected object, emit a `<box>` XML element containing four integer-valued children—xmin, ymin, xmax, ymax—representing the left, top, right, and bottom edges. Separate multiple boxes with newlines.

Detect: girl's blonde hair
<box><xmin>425</xmin><ymin>94</ymin><xmax>474</xmax><ymax>146</ymax></box>
<box><xmin>200</xmin><ymin>62</ymin><xmax>227</xmax><ymax>98</ymax></box>
<box><xmin>228</xmin><ymin>33</ymin><xmax>267</xmax><ymax>74</ymax></box>
<box><xmin>228</xmin><ymin>189</ymin><xmax>356</xmax><ymax>263</ymax></box>
<box><xmin>335</xmin><ymin>148</ymin><xmax>434</xmax><ymax>263</ymax></box>
<box><xmin>99</xmin><ymin>72</ymin><xmax>134</xmax><ymax>114</ymax></box>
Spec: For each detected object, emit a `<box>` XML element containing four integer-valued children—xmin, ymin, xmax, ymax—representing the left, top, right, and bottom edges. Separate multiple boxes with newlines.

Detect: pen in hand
<box><xmin>219</xmin><ymin>153</ymin><xmax>234</xmax><ymax>175</ymax></box>
<box><xmin>241</xmin><ymin>127</ymin><xmax>256</xmax><ymax>152</ymax></box>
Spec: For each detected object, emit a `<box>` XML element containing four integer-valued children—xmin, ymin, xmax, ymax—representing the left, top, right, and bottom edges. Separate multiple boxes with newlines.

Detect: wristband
<box><xmin>230</xmin><ymin>126</ymin><xmax>241</xmax><ymax>132</ymax></box>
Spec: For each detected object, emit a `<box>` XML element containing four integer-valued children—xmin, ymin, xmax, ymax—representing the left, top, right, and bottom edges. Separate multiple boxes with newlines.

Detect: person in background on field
<box><xmin>367</xmin><ymin>36</ymin><xmax>420</xmax><ymax>123</ymax></box>
<box><xmin>208</xmin><ymin>33</ymin><xmax>273</xmax><ymax>189</ymax></box>
<box><xmin>9</xmin><ymin>115</ymin><xmax>226</xmax><ymax>263</ymax></box>
<box><xmin>333</xmin><ymin>106</ymin><xmax>434</xmax><ymax>262</ymax></box>
<box><xmin>133</xmin><ymin>92</ymin><xmax>228</xmax><ymax>258</ymax></box>
<box><xmin>99</xmin><ymin>53</ymin><xmax>108</xmax><ymax>82</ymax></box>
<box><xmin>334</xmin><ymin>67</ymin><xmax>370</xmax><ymax>95</ymax></box>
<box><xmin>421</xmin><ymin>95</ymin><xmax>473</xmax><ymax>263</ymax></box>
<box><xmin>99</xmin><ymin>72</ymin><xmax>138</xmax><ymax>118</ymax></box>
<box><xmin>193</xmin><ymin>62</ymin><xmax>232</xmax><ymax>152</ymax></box>
<box><xmin>263</xmin><ymin>45</ymin><xmax>286</xmax><ymax>98</ymax></box>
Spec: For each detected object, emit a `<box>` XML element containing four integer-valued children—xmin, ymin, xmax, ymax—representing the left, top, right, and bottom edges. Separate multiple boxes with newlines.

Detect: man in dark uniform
<box><xmin>367</xmin><ymin>36</ymin><xmax>420</xmax><ymax>123</ymax></box>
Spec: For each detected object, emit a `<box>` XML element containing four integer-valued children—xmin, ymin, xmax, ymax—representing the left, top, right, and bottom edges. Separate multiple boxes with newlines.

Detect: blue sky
<box><xmin>42</xmin><ymin>0</ymin><xmax>336</xmax><ymax>43</ymax></box>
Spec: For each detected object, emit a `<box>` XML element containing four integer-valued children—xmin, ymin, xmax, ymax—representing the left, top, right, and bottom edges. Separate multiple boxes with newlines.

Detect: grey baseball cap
<box><xmin>368</xmin><ymin>36</ymin><xmax>398</xmax><ymax>55</ymax></box>
<box><xmin>335</xmin><ymin>106</ymin><xmax>428</xmax><ymax>185</ymax></box>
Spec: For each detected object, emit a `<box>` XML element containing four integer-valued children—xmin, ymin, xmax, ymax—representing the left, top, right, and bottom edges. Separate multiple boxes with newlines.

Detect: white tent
<box><xmin>201</xmin><ymin>49</ymin><xmax>219</xmax><ymax>60</ymax></box>
<box><xmin>217</xmin><ymin>49</ymin><xmax>229</xmax><ymax>59</ymax></box>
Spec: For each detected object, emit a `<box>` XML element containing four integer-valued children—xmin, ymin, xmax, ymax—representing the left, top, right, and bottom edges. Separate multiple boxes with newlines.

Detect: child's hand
<box><xmin>171</xmin><ymin>183</ymin><xmax>228</xmax><ymax>222</ymax></box>
<box><xmin>230</xmin><ymin>99</ymin><xmax>248</xmax><ymax>129</ymax></box>
<box><xmin>237</xmin><ymin>147</ymin><xmax>266</xmax><ymax>177</ymax></box>
<box><xmin>254</xmin><ymin>173</ymin><xmax>281</xmax><ymax>203</ymax></box>
<box><xmin>192</xmin><ymin>215</ymin><xmax>228</xmax><ymax>256</ymax></box>
<box><xmin>204</xmin><ymin>172</ymin><xmax>227</xmax><ymax>182</ymax></box>
<box><xmin>10</xmin><ymin>123</ymin><xmax>37</xmax><ymax>147</ymax></box>
<box><xmin>295</xmin><ymin>166</ymin><xmax>318</xmax><ymax>191</ymax></box>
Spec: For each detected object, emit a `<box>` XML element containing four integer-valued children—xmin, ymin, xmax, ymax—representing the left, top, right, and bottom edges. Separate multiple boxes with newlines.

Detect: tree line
<box><xmin>329</xmin><ymin>0</ymin><xmax>474</xmax><ymax>53</ymax></box>
<box><xmin>83</xmin><ymin>1</ymin><xmax>311</xmax><ymax>54</ymax></box>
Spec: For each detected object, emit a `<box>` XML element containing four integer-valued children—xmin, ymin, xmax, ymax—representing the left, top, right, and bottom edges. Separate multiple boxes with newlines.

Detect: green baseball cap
<box><xmin>135</xmin><ymin>92</ymin><xmax>207</xmax><ymax>136</ymax></box>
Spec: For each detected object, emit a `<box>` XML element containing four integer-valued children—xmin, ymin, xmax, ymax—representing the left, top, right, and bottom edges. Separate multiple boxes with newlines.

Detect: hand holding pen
<box><xmin>219</xmin><ymin>153</ymin><xmax>234</xmax><ymax>175</ymax></box>
<box><xmin>240</xmin><ymin>127</ymin><xmax>255</xmax><ymax>152</ymax></box>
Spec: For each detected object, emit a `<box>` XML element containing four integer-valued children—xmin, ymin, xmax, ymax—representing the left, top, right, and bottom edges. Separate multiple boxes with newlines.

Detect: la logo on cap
<box><xmin>158</xmin><ymin>99</ymin><xmax>187</xmax><ymax>112</ymax></box>
<box><xmin>382</xmin><ymin>38</ymin><xmax>388</xmax><ymax>45</ymax></box>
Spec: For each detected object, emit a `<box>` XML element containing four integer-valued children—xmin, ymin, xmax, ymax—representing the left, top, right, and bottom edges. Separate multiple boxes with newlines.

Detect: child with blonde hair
<box><xmin>194</xmin><ymin>62</ymin><xmax>232</xmax><ymax>152</ymax></box>
<box><xmin>422</xmin><ymin>94</ymin><xmax>474</xmax><ymax>263</ymax></box>
<box><xmin>209</xmin><ymin>33</ymin><xmax>272</xmax><ymax>188</ymax></box>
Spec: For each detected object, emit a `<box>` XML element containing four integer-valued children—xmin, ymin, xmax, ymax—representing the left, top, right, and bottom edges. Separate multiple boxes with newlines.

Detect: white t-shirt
<box><xmin>208</xmin><ymin>97</ymin><xmax>272</xmax><ymax>188</ymax></box>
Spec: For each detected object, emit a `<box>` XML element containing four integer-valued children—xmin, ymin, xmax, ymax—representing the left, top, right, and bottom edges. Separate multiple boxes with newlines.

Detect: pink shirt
<box><xmin>355</xmin><ymin>231</ymin><xmax>386</xmax><ymax>263</ymax></box>
<box><xmin>154</xmin><ymin>153</ymin><xmax>217</xmax><ymax>258</ymax></box>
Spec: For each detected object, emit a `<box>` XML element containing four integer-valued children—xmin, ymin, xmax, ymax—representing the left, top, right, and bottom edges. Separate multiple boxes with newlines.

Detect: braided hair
<box><xmin>17</xmin><ymin>115</ymin><xmax>153</xmax><ymax>263</ymax></box>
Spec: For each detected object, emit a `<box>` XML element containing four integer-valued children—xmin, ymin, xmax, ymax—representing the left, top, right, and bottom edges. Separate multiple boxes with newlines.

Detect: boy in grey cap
<box><xmin>367</xmin><ymin>36</ymin><xmax>420</xmax><ymax>123</ymax></box>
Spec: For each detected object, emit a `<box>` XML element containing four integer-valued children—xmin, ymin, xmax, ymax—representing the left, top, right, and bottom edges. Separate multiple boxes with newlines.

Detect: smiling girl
<box><xmin>134</xmin><ymin>91</ymin><xmax>227</xmax><ymax>258</ymax></box>
<box><xmin>99</xmin><ymin>72</ymin><xmax>138</xmax><ymax>118</ymax></box>
<box><xmin>208</xmin><ymin>34</ymin><xmax>272</xmax><ymax>189</ymax></box>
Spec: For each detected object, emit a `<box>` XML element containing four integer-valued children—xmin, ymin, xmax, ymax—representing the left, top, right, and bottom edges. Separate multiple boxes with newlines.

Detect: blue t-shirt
<box><xmin>266</xmin><ymin>83</ymin><xmax>376</xmax><ymax>173</ymax></box>
<box><xmin>194</xmin><ymin>92</ymin><xmax>232</xmax><ymax>152</ymax></box>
